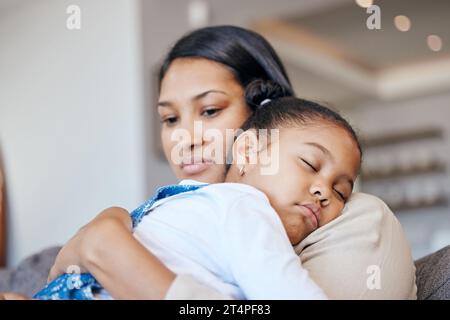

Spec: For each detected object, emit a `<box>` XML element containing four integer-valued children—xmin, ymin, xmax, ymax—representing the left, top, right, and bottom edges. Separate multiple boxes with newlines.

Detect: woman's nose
<box><xmin>180</xmin><ymin>120</ymin><xmax>204</xmax><ymax>152</ymax></box>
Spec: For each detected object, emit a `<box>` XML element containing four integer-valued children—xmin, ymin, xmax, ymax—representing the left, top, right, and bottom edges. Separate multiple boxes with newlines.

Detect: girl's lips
<box><xmin>180</xmin><ymin>161</ymin><xmax>212</xmax><ymax>175</ymax></box>
<box><xmin>298</xmin><ymin>205</ymin><xmax>319</xmax><ymax>230</ymax></box>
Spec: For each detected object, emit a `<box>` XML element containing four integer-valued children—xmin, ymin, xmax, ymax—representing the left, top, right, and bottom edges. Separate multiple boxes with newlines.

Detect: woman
<box><xmin>3</xmin><ymin>26</ymin><xmax>417</xmax><ymax>299</ymax></box>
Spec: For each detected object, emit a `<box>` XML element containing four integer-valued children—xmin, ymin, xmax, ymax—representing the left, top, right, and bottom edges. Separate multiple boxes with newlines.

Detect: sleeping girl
<box><xmin>33</xmin><ymin>79</ymin><xmax>362</xmax><ymax>300</ymax></box>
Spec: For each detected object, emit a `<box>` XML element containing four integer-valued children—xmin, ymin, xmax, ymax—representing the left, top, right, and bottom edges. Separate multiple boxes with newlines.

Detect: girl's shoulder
<box><xmin>202</xmin><ymin>182</ymin><xmax>270</xmax><ymax>204</ymax></box>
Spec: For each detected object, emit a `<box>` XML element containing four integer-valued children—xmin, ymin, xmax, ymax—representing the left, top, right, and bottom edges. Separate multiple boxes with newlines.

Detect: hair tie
<box><xmin>260</xmin><ymin>99</ymin><xmax>271</xmax><ymax>107</ymax></box>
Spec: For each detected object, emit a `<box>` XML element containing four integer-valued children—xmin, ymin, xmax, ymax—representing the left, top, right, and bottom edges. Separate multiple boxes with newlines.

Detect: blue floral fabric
<box><xmin>33</xmin><ymin>183</ymin><xmax>207</xmax><ymax>300</ymax></box>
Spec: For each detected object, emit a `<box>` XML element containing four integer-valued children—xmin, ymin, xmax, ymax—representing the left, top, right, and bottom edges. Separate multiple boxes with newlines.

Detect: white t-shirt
<box><xmin>132</xmin><ymin>179</ymin><xmax>327</xmax><ymax>300</ymax></box>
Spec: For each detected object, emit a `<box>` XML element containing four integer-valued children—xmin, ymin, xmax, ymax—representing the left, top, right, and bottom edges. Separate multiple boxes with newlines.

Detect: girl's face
<box><xmin>228</xmin><ymin>123</ymin><xmax>361</xmax><ymax>245</ymax></box>
<box><xmin>158</xmin><ymin>58</ymin><xmax>252</xmax><ymax>183</ymax></box>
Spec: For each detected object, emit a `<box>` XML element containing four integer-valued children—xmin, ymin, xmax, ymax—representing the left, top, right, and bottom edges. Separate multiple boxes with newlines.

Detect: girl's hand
<box><xmin>47</xmin><ymin>207</ymin><xmax>131</xmax><ymax>282</ymax></box>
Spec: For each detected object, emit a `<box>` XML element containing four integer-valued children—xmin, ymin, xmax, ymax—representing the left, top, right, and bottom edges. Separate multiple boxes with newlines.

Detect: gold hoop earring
<box><xmin>239</xmin><ymin>166</ymin><xmax>245</xmax><ymax>176</ymax></box>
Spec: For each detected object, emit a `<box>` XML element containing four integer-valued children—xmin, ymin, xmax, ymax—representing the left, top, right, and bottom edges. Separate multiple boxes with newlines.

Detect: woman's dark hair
<box><xmin>159</xmin><ymin>25</ymin><xmax>294</xmax><ymax>97</ymax></box>
<box><xmin>242</xmin><ymin>80</ymin><xmax>363</xmax><ymax>160</ymax></box>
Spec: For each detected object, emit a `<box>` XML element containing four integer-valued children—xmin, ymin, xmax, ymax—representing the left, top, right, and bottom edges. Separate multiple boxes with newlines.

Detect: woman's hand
<box><xmin>47</xmin><ymin>207</ymin><xmax>132</xmax><ymax>282</ymax></box>
<box><xmin>47</xmin><ymin>206</ymin><xmax>175</xmax><ymax>299</ymax></box>
<box><xmin>0</xmin><ymin>292</ymin><xmax>31</xmax><ymax>300</ymax></box>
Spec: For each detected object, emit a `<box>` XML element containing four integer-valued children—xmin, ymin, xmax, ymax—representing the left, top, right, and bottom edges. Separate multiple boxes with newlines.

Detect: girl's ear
<box><xmin>232</xmin><ymin>130</ymin><xmax>260</xmax><ymax>167</ymax></box>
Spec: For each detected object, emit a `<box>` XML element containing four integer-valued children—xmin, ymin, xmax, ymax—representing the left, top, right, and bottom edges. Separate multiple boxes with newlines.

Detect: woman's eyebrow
<box><xmin>192</xmin><ymin>90</ymin><xmax>229</xmax><ymax>101</ymax></box>
<box><xmin>157</xmin><ymin>100</ymin><xmax>172</xmax><ymax>108</ymax></box>
<box><xmin>157</xmin><ymin>90</ymin><xmax>228</xmax><ymax>108</ymax></box>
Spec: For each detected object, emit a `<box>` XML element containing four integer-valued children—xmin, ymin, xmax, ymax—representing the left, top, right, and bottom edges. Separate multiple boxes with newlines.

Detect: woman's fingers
<box><xmin>0</xmin><ymin>292</ymin><xmax>31</xmax><ymax>300</ymax></box>
<box><xmin>47</xmin><ymin>265</ymin><xmax>61</xmax><ymax>283</ymax></box>
<box><xmin>47</xmin><ymin>258</ymin><xmax>88</xmax><ymax>283</ymax></box>
<box><xmin>47</xmin><ymin>247</ymin><xmax>66</xmax><ymax>283</ymax></box>
<box><xmin>45</xmin><ymin>208</ymin><xmax>131</xmax><ymax>284</ymax></box>
<box><xmin>46</xmin><ymin>235</ymin><xmax>81</xmax><ymax>283</ymax></box>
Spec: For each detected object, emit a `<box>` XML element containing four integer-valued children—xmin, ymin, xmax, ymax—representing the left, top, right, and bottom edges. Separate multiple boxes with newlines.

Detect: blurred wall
<box><xmin>0</xmin><ymin>0</ymin><xmax>149</xmax><ymax>267</ymax></box>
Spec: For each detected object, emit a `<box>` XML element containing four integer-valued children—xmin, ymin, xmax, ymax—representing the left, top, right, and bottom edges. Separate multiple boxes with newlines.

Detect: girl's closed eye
<box><xmin>334</xmin><ymin>189</ymin><xmax>346</xmax><ymax>201</ymax></box>
<box><xmin>299</xmin><ymin>156</ymin><xmax>349</xmax><ymax>202</ymax></box>
<box><xmin>300</xmin><ymin>158</ymin><xmax>318</xmax><ymax>172</ymax></box>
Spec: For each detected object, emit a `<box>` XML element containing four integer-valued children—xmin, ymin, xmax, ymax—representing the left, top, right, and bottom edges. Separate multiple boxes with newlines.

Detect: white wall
<box><xmin>0</xmin><ymin>0</ymin><xmax>151</xmax><ymax>266</ymax></box>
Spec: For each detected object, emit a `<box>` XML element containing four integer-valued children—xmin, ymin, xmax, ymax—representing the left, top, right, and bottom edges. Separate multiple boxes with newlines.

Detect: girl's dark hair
<box><xmin>242</xmin><ymin>80</ymin><xmax>362</xmax><ymax>159</ymax></box>
<box><xmin>159</xmin><ymin>25</ymin><xmax>294</xmax><ymax>96</ymax></box>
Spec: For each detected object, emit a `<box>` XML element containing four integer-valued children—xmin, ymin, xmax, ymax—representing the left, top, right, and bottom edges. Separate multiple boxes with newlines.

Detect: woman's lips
<box><xmin>180</xmin><ymin>160</ymin><xmax>213</xmax><ymax>175</ymax></box>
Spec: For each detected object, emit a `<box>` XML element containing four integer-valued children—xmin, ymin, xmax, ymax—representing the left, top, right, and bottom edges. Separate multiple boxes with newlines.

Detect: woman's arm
<box><xmin>84</xmin><ymin>217</ymin><xmax>177</xmax><ymax>299</ymax></box>
<box><xmin>49</xmin><ymin>207</ymin><xmax>175</xmax><ymax>299</ymax></box>
<box><xmin>49</xmin><ymin>207</ymin><xmax>231</xmax><ymax>300</ymax></box>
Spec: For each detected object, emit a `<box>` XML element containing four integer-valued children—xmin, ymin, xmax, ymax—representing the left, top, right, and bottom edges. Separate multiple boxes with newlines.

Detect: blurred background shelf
<box><xmin>361</xmin><ymin>162</ymin><xmax>446</xmax><ymax>181</ymax></box>
<box><xmin>361</xmin><ymin>128</ymin><xmax>443</xmax><ymax>148</ymax></box>
<box><xmin>359</xmin><ymin>127</ymin><xmax>449</xmax><ymax>217</ymax></box>
<box><xmin>388</xmin><ymin>196</ymin><xmax>449</xmax><ymax>213</ymax></box>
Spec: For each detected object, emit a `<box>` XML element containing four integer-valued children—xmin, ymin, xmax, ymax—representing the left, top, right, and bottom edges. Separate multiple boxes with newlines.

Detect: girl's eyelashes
<box><xmin>301</xmin><ymin>158</ymin><xmax>318</xmax><ymax>172</ymax></box>
<box><xmin>334</xmin><ymin>189</ymin><xmax>346</xmax><ymax>202</ymax></box>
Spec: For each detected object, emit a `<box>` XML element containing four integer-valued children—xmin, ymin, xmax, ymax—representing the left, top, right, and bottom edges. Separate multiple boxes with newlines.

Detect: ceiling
<box><xmin>252</xmin><ymin>0</ymin><xmax>450</xmax><ymax>108</ymax></box>
<box><xmin>2</xmin><ymin>0</ymin><xmax>449</xmax><ymax>108</ymax></box>
<box><xmin>287</xmin><ymin>0</ymin><xmax>450</xmax><ymax>69</ymax></box>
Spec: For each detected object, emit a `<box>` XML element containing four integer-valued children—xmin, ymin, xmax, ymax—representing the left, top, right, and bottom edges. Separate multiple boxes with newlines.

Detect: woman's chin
<box><xmin>176</xmin><ymin>164</ymin><xmax>225</xmax><ymax>184</ymax></box>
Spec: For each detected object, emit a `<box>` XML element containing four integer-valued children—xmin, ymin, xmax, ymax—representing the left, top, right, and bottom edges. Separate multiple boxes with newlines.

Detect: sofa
<box><xmin>415</xmin><ymin>245</ymin><xmax>450</xmax><ymax>299</ymax></box>
<box><xmin>0</xmin><ymin>245</ymin><xmax>449</xmax><ymax>299</ymax></box>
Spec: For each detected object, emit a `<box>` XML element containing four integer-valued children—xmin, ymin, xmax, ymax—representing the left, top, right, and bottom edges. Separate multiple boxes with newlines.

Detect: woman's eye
<box><xmin>161</xmin><ymin>116</ymin><xmax>178</xmax><ymax>126</ymax></box>
<box><xmin>201</xmin><ymin>108</ymin><xmax>220</xmax><ymax>117</ymax></box>
<box><xmin>301</xmin><ymin>159</ymin><xmax>318</xmax><ymax>172</ymax></box>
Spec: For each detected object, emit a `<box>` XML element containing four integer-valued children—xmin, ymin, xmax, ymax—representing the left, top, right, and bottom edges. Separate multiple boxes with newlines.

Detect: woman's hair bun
<box><xmin>244</xmin><ymin>79</ymin><xmax>291</xmax><ymax>110</ymax></box>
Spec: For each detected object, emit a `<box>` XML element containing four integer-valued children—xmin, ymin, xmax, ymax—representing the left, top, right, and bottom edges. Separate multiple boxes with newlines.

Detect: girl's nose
<box><xmin>310</xmin><ymin>184</ymin><xmax>330</xmax><ymax>207</ymax></box>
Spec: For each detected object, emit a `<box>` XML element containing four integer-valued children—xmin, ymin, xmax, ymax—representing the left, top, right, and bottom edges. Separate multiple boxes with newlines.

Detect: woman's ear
<box><xmin>232</xmin><ymin>130</ymin><xmax>260</xmax><ymax>168</ymax></box>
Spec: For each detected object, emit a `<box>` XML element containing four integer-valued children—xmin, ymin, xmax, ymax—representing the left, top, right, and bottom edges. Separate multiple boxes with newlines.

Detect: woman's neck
<box><xmin>224</xmin><ymin>166</ymin><xmax>241</xmax><ymax>183</ymax></box>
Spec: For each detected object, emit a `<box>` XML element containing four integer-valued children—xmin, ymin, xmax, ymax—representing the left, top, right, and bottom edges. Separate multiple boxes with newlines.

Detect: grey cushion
<box><xmin>0</xmin><ymin>246</ymin><xmax>61</xmax><ymax>297</ymax></box>
<box><xmin>0</xmin><ymin>268</ymin><xmax>12</xmax><ymax>291</ymax></box>
<box><xmin>415</xmin><ymin>245</ymin><xmax>450</xmax><ymax>300</ymax></box>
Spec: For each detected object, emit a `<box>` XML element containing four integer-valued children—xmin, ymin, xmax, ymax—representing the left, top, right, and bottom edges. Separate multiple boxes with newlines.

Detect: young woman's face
<box><xmin>230</xmin><ymin>123</ymin><xmax>361</xmax><ymax>245</ymax></box>
<box><xmin>158</xmin><ymin>58</ymin><xmax>252</xmax><ymax>183</ymax></box>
